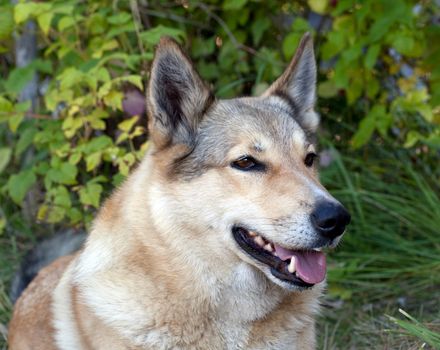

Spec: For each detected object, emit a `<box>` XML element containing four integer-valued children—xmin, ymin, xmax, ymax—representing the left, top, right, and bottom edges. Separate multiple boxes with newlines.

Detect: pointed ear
<box><xmin>147</xmin><ymin>37</ymin><xmax>213</xmax><ymax>148</ymax></box>
<box><xmin>263</xmin><ymin>33</ymin><xmax>319</xmax><ymax>132</ymax></box>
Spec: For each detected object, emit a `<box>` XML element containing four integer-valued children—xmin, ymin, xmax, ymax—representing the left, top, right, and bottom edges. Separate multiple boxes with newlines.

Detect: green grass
<box><xmin>0</xmin><ymin>235</ymin><xmax>19</xmax><ymax>350</ymax></box>
<box><xmin>319</xmin><ymin>146</ymin><xmax>440</xmax><ymax>349</ymax></box>
<box><xmin>388</xmin><ymin>309</ymin><xmax>440</xmax><ymax>349</ymax></box>
<box><xmin>0</xmin><ymin>146</ymin><xmax>439</xmax><ymax>349</ymax></box>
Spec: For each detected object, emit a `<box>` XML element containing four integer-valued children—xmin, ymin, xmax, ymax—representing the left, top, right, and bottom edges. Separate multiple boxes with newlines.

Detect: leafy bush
<box><xmin>0</xmin><ymin>0</ymin><xmax>438</xmax><ymax>230</ymax></box>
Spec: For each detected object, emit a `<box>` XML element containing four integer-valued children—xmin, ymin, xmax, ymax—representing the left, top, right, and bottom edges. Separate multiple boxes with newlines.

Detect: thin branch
<box><xmin>139</xmin><ymin>8</ymin><xmax>210</xmax><ymax>30</ymax></box>
<box><xmin>196</xmin><ymin>3</ymin><xmax>283</xmax><ymax>67</ymax></box>
<box><xmin>196</xmin><ymin>3</ymin><xmax>255</xmax><ymax>53</ymax></box>
<box><xmin>130</xmin><ymin>0</ymin><xmax>146</xmax><ymax>55</ymax></box>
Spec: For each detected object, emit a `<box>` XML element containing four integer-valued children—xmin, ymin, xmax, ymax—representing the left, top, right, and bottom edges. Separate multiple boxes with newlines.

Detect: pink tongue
<box><xmin>274</xmin><ymin>244</ymin><xmax>326</xmax><ymax>284</ymax></box>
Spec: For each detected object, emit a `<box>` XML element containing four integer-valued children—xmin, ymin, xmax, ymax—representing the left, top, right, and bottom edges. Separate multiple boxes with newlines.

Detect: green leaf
<box><xmin>8</xmin><ymin>113</ymin><xmax>25</xmax><ymax>133</ymax></box>
<box><xmin>32</xmin><ymin>59</ymin><xmax>53</xmax><ymax>74</ymax></box>
<box><xmin>15</xmin><ymin>101</ymin><xmax>32</xmax><ymax>113</ymax></box>
<box><xmin>60</xmin><ymin>162</ymin><xmax>78</xmax><ymax>184</ymax></box>
<box><xmin>107</xmin><ymin>12</ymin><xmax>131</xmax><ymax>25</ymax></box>
<box><xmin>364</xmin><ymin>44</ymin><xmax>380</xmax><ymax>69</ymax></box>
<box><xmin>369</xmin><ymin>17</ymin><xmax>393</xmax><ymax>42</ymax></box>
<box><xmin>192</xmin><ymin>37</ymin><xmax>215</xmax><ymax>58</ymax></box>
<box><xmin>14</xmin><ymin>2</ymin><xmax>38</xmax><ymax>24</ymax></box>
<box><xmin>282</xmin><ymin>33</ymin><xmax>302</xmax><ymax>59</ymax></box>
<box><xmin>404</xmin><ymin>130</ymin><xmax>422</xmax><ymax>148</ymax></box>
<box><xmin>67</xmin><ymin>207</ymin><xmax>82</xmax><ymax>223</ymax></box>
<box><xmin>341</xmin><ymin>43</ymin><xmax>362</xmax><ymax>63</ymax></box>
<box><xmin>140</xmin><ymin>25</ymin><xmax>185</xmax><ymax>46</ymax></box>
<box><xmin>251</xmin><ymin>17</ymin><xmax>270</xmax><ymax>45</ymax></box>
<box><xmin>418</xmin><ymin>105</ymin><xmax>433</xmax><ymax>122</ymax></box>
<box><xmin>103</xmin><ymin>90</ymin><xmax>124</xmax><ymax>110</ymax></box>
<box><xmin>52</xmin><ymin>4</ymin><xmax>74</xmax><ymax>15</ymax></box>
<box><xmin>46</xmin><ymin>162</ymin><xmax>77</xmax><ymax>185</ymax></box>
<box><xmin>16</xmin><ymin>127</ymin><xmax>37</xmax><ymax>156</ymax></box>
<box><xmin>58</xmin><ymin>67</ymin><xmax>83</xmax><ymax>90</ymax></box>
<box><xmin>47</xmin><ymin>206</ymin><xmax>66</xmax><ymax>223</ymax></box>
<box><xmin>37</xmin><ymin>11</ymin><xmax>54</xmax><ymax>36</ymax></box>
<box><xmin>366</xmin><ymin>78</ymin><xmax>379</xmax><ymax>99</ymax></box>
<box><xmin>3</xmin><ymin>65</ymin><xmax>36</xmax><ymax>95</ymax></box>
<box><xmin>0</xmin><ymin>147</ymin><xmax>12</xmax><ymax>174</ymax></box>
<box><xmin>53</xmin><ymin>186</ymin><xmax>71</xmax><ymax>208</ymax></box>
<box><xmin>58</xmin><ymin>16</ymin><xmax>75</xmax><ymax>31</ymax></box>
<box><xmin>0</xmin><ymin>96</ymin><xmax>13</xmax><ymax>122</ymax></box>
<box><xmin>0</xmin><ymin>217</ymin><xmax>6</xmax><ymax>235</ymax></box>
<box><xmin>392</xmin><ymin>35</ymin><xmax>415</xmax><ymax>57</ymax></box>
<box><xmin>118</xmin><ymin>116</ymin><xmax>139</xmax><ymax>133</ymax></box>
<box><xmin>79</xmin><ymin>182</ymin><xmax>103</xmax><ymax>208</ymax></box>
<box><xmin>0</xmin><ymin>5</ymin><xmax>14</xmax><ymax>40</ymax></box>
<box><xmin>106</xmin><ymin>22</ymin><xmax>135</xmax><ymax>38</ymax></box>
<box><xmin>333</xmin><ymin>60</ymin><xmax>350</xmax><ymax>89</ymax></box>
<box><xmin>321</xmin><ymin>31</ymin><xmax>345</xmax><ymax>59</ymax></box>
<box><xmin>68</xmin><ymin>152</ymin><xmax>82</xmax><ymax>165</ymax></box>
<box><xmin>351</xmin><ymin>116</ymin><xmax>376</xmax><ymax>148</ymax></box>
<box><xmin>84</xmin><ymin>135</ymin><xmax>113</xmax><ymax>154</ymax></box>
<box><xmin>347</xmin><ymin>77</ymin><xmax>363</xmax><ymax>104</ymax></box>
<box><xmin>223</xmin><ymin>0</ymin><xmax>247</xmax><ymax>10</ymax></box>
<box><xmin>318</xmin><ymin>80</ymin><xmax>338</xmax><ymax>98</ymax></box>
<box><xmin>7</xmin><ymin>169</ymin><xmax>37</xmax><ymax>205</ymax></box>
<box><xmin>62</xmin><ymin>116</ymin><xmax>83</xmax><ymax>139</ymax></box>
<box><xmin>308</xmin><ymin>0</ymin><xmax>328</xmax><ymax>14</ymax></box>
<box><xmin>375</xmin><ymin>111</ymin><xmax>393</xmax><ymax>137</ymax></box>
<box><xmin>86</xmin><ymin>152</ymin><xmax>102</xmax><ymax>172</ymax></box>
<box><xmin>425</xmin><ymin>135</ymin><xmax>440</xmax><ymax>148</ymax></box>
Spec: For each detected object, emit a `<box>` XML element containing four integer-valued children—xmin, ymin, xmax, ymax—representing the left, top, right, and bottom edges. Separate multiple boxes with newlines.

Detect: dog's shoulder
<box><xmin>8</xmin><ymin>254</ymin><xmax>75</xmax><ymax>350</ymax></box>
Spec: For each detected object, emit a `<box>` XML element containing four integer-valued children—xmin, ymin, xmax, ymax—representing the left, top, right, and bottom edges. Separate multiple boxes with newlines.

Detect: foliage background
<box><xmin>0</xmin><ymin>0</ymin><xmax>439</xmax><ymax>348</ymax></box>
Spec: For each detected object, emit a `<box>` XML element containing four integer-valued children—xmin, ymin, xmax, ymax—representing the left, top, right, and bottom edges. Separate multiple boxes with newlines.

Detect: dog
<box><xmin>8</xmin><ymin>33</ymin><xmax>350</xmax><ymax>349</ymax></box>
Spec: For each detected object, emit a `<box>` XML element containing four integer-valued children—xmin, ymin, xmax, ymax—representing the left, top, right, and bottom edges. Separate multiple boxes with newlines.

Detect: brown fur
<box><xmin>8</xmin><ymin>255</ymin><xmax>73</xmax><ymax>349</ymax></box>
<box><xmin>8</xmin><ymin>34</ymin><xmax>348</xmax><ymax>349</ymax></box>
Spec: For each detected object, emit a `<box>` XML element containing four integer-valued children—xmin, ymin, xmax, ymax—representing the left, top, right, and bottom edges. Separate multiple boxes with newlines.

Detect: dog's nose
<box><xmin>311</xmin><ymin>201</ymin><xmax>351</xmax><ymax>239</ymax></box>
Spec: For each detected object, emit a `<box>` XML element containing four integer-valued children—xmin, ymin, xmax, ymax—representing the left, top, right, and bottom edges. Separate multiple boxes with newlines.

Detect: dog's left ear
<box><xmin>263</xmin><ymin>32</ymin><xmax>319</xmax><ymax>132</ymax></box>
<box><xmin>147</xmin><ymin>37</ymin><xmax>213</xmax><ymax>148</ymax></box>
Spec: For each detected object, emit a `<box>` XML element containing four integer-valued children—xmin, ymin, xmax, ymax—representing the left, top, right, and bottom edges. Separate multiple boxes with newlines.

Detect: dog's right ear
<box><xmin>262</xmin><ymin>33</ymin><xmax>319</xmax><ymax>133</ymax></box>
<box><xmin>147</xmin><ymin>37</ymin><xmax>213</xmax><ymax>148</ymax></box>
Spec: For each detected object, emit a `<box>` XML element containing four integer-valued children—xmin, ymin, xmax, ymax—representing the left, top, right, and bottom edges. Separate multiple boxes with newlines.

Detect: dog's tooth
<box><xmin>248</xmin><ymin>231</ymin><xmax>257</xmax><ymax>237</ymax></box>
<box><xmin>254</xmin><ymin>236</ymin><xmax>265</xmax><ymax>247</ymax></box>
<box><xmin>263</xmin><ymin>243</ymin><xmax>273</xmax><ymax>252</ymax></box>
<box><xmin>288</xmin><ymin>257</ymin><xmax>296</xmax><ymax>274</ymax></box>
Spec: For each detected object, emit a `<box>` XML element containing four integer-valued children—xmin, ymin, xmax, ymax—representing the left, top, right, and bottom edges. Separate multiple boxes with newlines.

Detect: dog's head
<box><xmin>146</xmin><ymin>34</ymin><xmax>350</xmax><ymax>291</ymax></box>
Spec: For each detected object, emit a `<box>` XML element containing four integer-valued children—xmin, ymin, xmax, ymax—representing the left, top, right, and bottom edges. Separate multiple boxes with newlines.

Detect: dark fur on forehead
<box><xmin>168</xmin><ymin>98</ymin><xmax>315</xmax><ymax>181</ymax></box>
<box><xmin>147</xmin><ymin>37</ymin><xmax>214</xmax><ymax>149</ymax></box>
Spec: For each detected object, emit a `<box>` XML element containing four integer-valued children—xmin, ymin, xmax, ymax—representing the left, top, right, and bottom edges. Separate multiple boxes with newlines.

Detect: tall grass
<box><xmin>388</xmin><ymin>309</ymin><xmax>440</xmax><ymax>349</ymax></box>
<box><xmin>319</xmin><ymin>146</ymin><xmax>440</xmax><ymax>348</ymax></box>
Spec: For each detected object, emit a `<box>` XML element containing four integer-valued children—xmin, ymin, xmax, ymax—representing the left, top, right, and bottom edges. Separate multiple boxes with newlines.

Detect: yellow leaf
<box><xmin>103</xmin><ymin>90</ymin><xmax>123</xmax><ymax>110</ymax></box>
<box><xmin>308</xmin><ymin>0</ymin><xmax>328</xmax><ymax>14</ymax></box>
<box><xmin>118</xmin><ymin>116</ymin><xmax>139</xmax><ymax>133</ymax></box>
<box><xmin>37</xmin><ymin>11</ymin><xmax>54</xmax><ymax>36</ymax></box>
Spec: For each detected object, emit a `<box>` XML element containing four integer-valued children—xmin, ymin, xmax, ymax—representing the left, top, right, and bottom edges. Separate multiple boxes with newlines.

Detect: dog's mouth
<box><xmin>232</xmin><ymin>226</ymin><xmax>326</xmax><ymax>288</ymax></box>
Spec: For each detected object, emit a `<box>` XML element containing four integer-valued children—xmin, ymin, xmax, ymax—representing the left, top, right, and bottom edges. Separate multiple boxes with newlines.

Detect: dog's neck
<box><xmin>73</xmin><ymin>156</ymin><xmax>321</xmax><ymax>347</ymax></box>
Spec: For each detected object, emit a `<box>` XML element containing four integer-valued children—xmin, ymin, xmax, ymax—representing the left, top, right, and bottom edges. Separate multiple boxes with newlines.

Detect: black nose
<box><xmin>311</xmin><ymin>201</ymin><xmax>351</xmax><ymax>239</ymax></box>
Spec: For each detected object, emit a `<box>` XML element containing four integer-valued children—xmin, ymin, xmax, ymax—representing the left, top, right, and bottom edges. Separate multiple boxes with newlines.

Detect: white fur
<box><xmin>52</xmin><ymin>263</ymin><xmax>83</xmax><ymax>350</ymax></box>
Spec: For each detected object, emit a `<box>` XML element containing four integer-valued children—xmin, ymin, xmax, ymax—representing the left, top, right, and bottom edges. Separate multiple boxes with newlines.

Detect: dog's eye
<box><xmin>231</xmin><ymin>156</ymin><xmax>265</xmax><ymax>171</ymax></box>
<box><xmin>304</xmin><ymin>152</ymin><xmax>318</xmax><ymax>167</ymax></box>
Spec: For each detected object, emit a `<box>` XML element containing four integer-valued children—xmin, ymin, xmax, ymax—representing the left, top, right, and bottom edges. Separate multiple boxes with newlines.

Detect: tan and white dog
<box><xmin>8</xmin><ymin>33</ymin><xmax>350</xmax><ymax>349</ymax></box>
